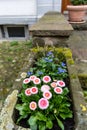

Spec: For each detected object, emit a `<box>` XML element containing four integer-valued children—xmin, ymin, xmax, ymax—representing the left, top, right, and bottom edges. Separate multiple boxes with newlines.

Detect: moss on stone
<box><xmin>78</xmin><ymin>74</ymin><xmax>87</xmax><ymax>89</ymax></box>
<box><xmin>70</xmin><ymin>74</ymin><xmax>77</xmax><ymax>79</ymax></box>
<box><xmin>31</xmin><ymin>47</ymin><xmax>73</xmax><ymax>58</ymax></box>
<box><xmin>78</xmin><ymin>74</ymin><xmax>87</xmax><ymax>84</ymax></box>
<box><xmin>64</xmin><ymin>50</ymin><xmax>73</xmax><ymax>59</ymax></box>
<box><xmin>67</xmin><ymin>59</ymin><xmax>74</xmax><ymax>65</ymax></box>
<box><xmin>78</xmin><ymin>74</ymin><xmax>87</xmax><ymax>78</ymax></box>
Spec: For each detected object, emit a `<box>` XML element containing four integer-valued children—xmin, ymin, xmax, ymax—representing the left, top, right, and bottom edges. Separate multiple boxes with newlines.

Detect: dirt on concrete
<box><xmin>68</xmin><ymin>30</ymin><xmax>87</xmax><ymax>74</ymax></box>
<box><xmin>0</xmin><ymin>41</ymin><xmax>32</xmax><ymax>101</ymax></box>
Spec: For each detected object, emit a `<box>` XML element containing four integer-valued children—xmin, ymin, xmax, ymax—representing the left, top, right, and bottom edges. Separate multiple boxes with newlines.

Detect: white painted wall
<box><xmin>0</xmin><ymin>0</ymin><xmax>37</xmax><ymax>16</ymax></box>
<box><xmin>37</xmin><ymin>0</ymin><xmax>62</xmax><ymax>17</ymax></box>
<box><xmin>0</xmin><ymin>0</ymin><xmax>62</xmax><ymax>17</ymax></box>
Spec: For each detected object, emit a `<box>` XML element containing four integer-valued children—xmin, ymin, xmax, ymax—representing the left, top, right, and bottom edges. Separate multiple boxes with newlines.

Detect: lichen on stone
<box><xmin>0</xmin><ymin>90</ymin><xmax>18</xmax><ymax>130</ymax></box>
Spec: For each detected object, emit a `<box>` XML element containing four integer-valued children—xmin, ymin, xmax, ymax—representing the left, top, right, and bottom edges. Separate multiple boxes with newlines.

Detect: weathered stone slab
<box><xmin>0</xmin><ymin>90</ymin><xmax>30</xmax><ymax>130</ymax></box>
<box><xmin>29</xmin><ymin>12</ymin><xmax>73</xmax><ymax>37</ymax></box>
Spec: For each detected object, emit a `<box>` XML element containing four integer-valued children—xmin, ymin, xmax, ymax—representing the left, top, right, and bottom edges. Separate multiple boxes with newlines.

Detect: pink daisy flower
<box><xmin>25</xmin><ymin>88</ymin><xmax>31</xmax><ymax>96</ymax></box>
<box><xmin>33</xmin><ymin>78</ymin><xmax>41</xmax><ymax>84</ymax></box>
<box><xmin>29</xmin><ymin>101</ymin><xmax>37</xmax><ymax>110</ymax></box>
<box><xmin>54</xmin><ymin>87</ymin><xmax>63</xmax><ymax>94</ymax></box>
<box><xmin>43</xmin><ymin>91</ymin><xmax>52</xmax><ymax>100</ymax></box>
<box><xmin>57</xmin><ymin>80</ymin><xmax>65</xmax><ymax>87</ymax></box>
<box><xmin>38</xmin><ymin>98</ymin><xmax>49</xmax><ymax>110</ymax></box>
<box><xmin>41</xmin><ymin>85</ymin><xmax>50</xmax><ymax>92</ymax></box>
<box><xmin>30</xmin><ymin>75</ymin><xmax>37</xmax><ymax>81</ymax></box>
<box><xmin>30</xmin><ymin>87</ymin><xmax>38</xmax><ymax>94</ymax></box>
<box><xmin>51</xmin><ymin>82</ymin><xmax>57</xmax><ymax>88</ymax></box>
<box><xmin>23</xmin><ymin>78</ymin><xmax>30</xmax><ymax>84</ymax></box>
<box><xmin>43</xmin><ymin>76</ymin><xmax>51</xmax><ymax>83</ymax></box>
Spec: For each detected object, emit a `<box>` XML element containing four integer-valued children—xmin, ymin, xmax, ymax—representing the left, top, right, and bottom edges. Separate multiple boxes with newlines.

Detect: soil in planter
<box><xmin>51</xmin><ymin>118</ymin><xmax>74</xmax><ymax>130</ymax></box>
<box><xmin>13</xmin><ymin>109</ymin><xmax>75</xmax><ymax>130</ymax></box>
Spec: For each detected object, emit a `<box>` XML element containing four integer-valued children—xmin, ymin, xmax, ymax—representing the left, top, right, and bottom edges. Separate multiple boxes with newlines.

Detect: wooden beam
<box><xmin>61</xmin><ymin>0</ymin><xmax>70</xmax><ymax>13</ymax></box>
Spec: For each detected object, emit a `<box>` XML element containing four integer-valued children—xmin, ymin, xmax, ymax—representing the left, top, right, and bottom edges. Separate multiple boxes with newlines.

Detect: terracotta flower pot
<box><xmin>67</xmin><ymin>5</ymin><xmax>87</xmax><ymax>22</ymax></box>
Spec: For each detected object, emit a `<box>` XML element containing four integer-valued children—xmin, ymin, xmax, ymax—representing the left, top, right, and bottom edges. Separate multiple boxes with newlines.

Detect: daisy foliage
<box><xmin>15</xmin><ymin>51</ymin><xmax>73</xmax><ymax>130</ymax></box>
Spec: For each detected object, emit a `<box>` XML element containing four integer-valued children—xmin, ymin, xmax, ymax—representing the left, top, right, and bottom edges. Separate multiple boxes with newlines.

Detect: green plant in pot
<box><xmin>70</xmin><ymin>0</ymin><xmax>87</xmax><ymax>5</ymax></box>
<box><xmin>67</xmin><ymin>0</ymin><xmax>87</xmax><ymax>23</ymax></box>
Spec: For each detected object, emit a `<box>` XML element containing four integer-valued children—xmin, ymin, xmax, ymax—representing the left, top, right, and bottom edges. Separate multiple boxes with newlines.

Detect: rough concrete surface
<box><xmin>67</xmin><ymin>30</ymin><xmax>87</xmax><ymax>75</ymax></box>
<box><xmin>29</xmin><ymin>12</ymin><xmax>73</xmax><ymax>37</ymax></box>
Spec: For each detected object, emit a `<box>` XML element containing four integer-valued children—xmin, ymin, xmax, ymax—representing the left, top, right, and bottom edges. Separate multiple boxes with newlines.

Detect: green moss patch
<box><xmin>78</xmin><ymin>74</ymin><xmax>87</xmax><ymax>89</ymax></box>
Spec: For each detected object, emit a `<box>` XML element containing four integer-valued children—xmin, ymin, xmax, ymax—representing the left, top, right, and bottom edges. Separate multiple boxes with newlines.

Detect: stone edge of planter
<box><xmin>0</xmin><ymin>48</ymin><xmax>87</xmax><ymax>130</ymax></box>
<box><xmin>66</xmin><ymin>59</ymin><xmax>87</xmax><ymax>130</ymax></box>
<box><xmin>0</xmin><ymin>90</ymin><xmax>30</xmax><ymax>130</ymax></box>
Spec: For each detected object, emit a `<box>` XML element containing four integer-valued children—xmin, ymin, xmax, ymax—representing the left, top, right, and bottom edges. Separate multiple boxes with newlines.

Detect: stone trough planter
<box><xmin>0</xmin><ymin>48</ymin><xmax>87</xmax><ymax>130</ymax></box>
